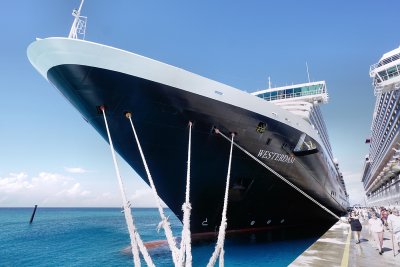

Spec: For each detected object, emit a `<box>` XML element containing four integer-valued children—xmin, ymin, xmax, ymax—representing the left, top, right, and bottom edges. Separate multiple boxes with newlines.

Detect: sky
<box><xmin>0</xmin><ymin>0</ymin><xmax>399</xmax><ymax>207</ymax></box>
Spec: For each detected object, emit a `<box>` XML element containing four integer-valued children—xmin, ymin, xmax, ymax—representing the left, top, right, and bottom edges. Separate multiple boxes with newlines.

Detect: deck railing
<box><xmin>370</xmin><ymin>52</ymin><xmax>400</xmax><ymax>73</ymax></box>
<box><xmin>257</xmin><ymin>88</ymin><xmax>327</xmax><ymax>102</ymax></box>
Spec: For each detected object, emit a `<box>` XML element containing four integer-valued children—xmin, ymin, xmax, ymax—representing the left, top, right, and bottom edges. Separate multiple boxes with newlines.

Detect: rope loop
<box><xmin>157</xmin><ymin>216</ymin><xmax>169</xmax><ymax>233</ymax></box>
<box><xmin>126</xmin><ymin>112</ymin><xmax>180</xmax><ymax>265</ymax></box>
<box><xmin>207</xmin><ymin>131</ymin><xmax>235</xmax><ymax>267</ymax></box>
<box><xmin>182</xmin><ymin>202</ymin><xmax>192</xmax><ymax>212</ymax></box>
<box><xmin>101</xmin><ymin>106</ymin><xmax>154</xmax><ymax>267</ymax></box>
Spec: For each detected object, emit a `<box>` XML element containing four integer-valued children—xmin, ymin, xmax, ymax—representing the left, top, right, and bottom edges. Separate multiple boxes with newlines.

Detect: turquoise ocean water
<box><xmin>0</xmin><ymin>208</ymin><xmax>326</xmax><ymax>266</ymax></box>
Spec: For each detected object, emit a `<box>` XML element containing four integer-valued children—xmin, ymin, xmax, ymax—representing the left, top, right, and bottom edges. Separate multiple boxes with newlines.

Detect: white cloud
<box><xmin>0</xmin><ymin>172</ymin><xmax>33</xmax><ymax>193</ymax></box>
<box><xmin>56</xmin><ymin>182</ymin><xmax>91</xmax><ymax>197</ymax></box>
<box><xmin>131</xmin><ymin>188</ymin><xmax>153</xmax><ymax>200</ymax></box>
<box><xmin>33</xmin><ymin>172</ymin><xmax>72</xmax><ymax>184</ymax></box>
<box><xmin>67</xmin><ymin>183</ymin><xmax>82</xmax><ymax>195</ymax></box>
<box><xmin>10</xmin><ymin>172</ymin><xmax>28</xmax><ymax>179</ymax></box>
<box><xmin>64</xmin><ymin>167</ymin><xmax>90</xmax><ymax>174</ymax></box>
<box><xmin>0</xmin><ymin>169</ymin><xmax>368</xmax><ymax>208</ymax></box>
<box><xmin>0</xmin><ymin>171</ymin><xmax>160</xmax><ymax>207</ymax></box>
<box><xmin>0</xmin><ymin>172</ymin><xmax>95</xmax><ymax>206</ymax></box>
<box><xmin>128</xmin><ymin>188</ymin><xmax>167</xmax><ymax>208</ymax></box>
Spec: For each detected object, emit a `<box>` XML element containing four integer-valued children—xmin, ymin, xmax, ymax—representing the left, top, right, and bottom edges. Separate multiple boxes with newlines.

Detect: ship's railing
<box><xmin>373</xmin><ymin>64</ymin><xmax>400</xmax><ymax>83</ymax></box>
<box><xmin>371</xmin><ymin>63</ymin><xmax>400</xmax><ymax>95</ymax></box>
<box><xmin>69</xmin><ymin>13</ymin><xmax>87</xmax><ymax>39</ymax></box>
<box><xmin>255</xmin><ymin>87</ymin><xmax>327</xmax><ymax>103</ymax></box>
<box><xmin>74</xmin><ymin>16</ymin><xmax>87</xmax><ymax>39</ymax></box>
<box><xmin>370</xmin><ymin>52</ymin><xmax>400</xmax><ymax>73</ymax></box>
<box><xmin>373</xmin><ymin>85</ymin><xmax>384</xmax><ymax>96</ymax></box>
<box><xmin>68</xmin><ymin>0</ymin><xmax>87</xmax><ymax>40</ymax></box>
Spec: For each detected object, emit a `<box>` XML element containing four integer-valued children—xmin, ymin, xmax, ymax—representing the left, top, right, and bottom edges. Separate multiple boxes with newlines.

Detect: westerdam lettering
<box><xmin>257</xmin><ymin>149</ymin><xmax>295</xmax><ymax>164</ymax></box>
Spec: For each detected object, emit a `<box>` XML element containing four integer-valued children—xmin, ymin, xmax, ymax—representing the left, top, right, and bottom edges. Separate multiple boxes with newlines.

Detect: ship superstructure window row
<box><xmin>373</xmin><ymin>94</ymin><xmax>399</xmax><ymax>157</ymax></box>
<box><xmin>374</xmin><ymin>63</ymin><xmax>400</xmax><ymax>86</ymax></box>
<box><xmin>256</xmin><ymin>84</ymin><xmax>326</xmax><ymax>102</ymax></box>
<box><xmin>309</xmin><ymin>105</ymin><xmax>333</xmax><ymax>158</ymax></box>
<box><xmin>367</xmin><ymin>119</ymin><xmax>400</xmax><ymax>183</ymax></box>
<box><xmin>371</xmin><ymin>52</ymin><xmax>400</xmax><ymax>70</ymax></box>
<box><xmin>370</xmin><ymin>48</ymin><xmax>400</xmax><ymax>96</ymax></box>
<box><xmin>363</xmin><ymin>88</ymin><xmax>400</xmax><ymax>189</ymax></box>
<box><xmin>369</xmin><ymin>91</ymin><xmax>399</xmax><ymax>162</ymax></box>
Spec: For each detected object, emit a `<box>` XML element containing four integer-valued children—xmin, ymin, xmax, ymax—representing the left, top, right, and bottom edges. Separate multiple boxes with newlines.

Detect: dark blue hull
<box><xmin>47</xmin><ymin>64</ymin><xmax>345</xmax><ymax>234</ymax></box>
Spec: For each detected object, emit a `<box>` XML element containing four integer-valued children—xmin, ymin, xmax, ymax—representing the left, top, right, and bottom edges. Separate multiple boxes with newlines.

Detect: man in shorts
<box><xmin>388</xmin><ymin>209</ymin><xmax>400</xmax><ymax>253</ymax></box>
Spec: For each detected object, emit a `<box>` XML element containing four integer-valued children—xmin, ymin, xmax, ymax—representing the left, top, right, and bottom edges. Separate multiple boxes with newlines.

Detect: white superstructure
<box><xmin>252</xmin><ymin>81</ymin><xmax>347</xmax><ymax>195</ymax></box>
<box><xmin>363</xmin><ymin>46</ymin><xmax>400</xmax><ymax>207</ymax></box>
<box><xmin>370</xmin><ymin>46</ymin><xmax>400</xmax><ymax>95</ymax></box>
<box><xmin>252</xmin><ymin>81</ymin><xmax>332</xmax><ymax>158</ymax></box>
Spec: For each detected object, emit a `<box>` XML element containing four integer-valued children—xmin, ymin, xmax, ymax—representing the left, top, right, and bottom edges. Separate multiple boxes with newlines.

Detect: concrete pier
<box><xmin>290</xmin><ymin>218</ymin><xmax>399</xmax><ymax>266</ymax></box>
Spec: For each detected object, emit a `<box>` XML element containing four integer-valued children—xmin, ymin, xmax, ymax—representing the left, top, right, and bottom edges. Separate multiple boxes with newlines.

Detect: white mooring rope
<box><xmin>102</xmin><ymin>107</ymin><xmax>340</xmax><ymax>267</ymax></box>
<box><xmin>126</xmin><ymin>113</ymin><xmax>180</xmax><ymax>266</ymax></box>
<box><xmin>100</xmin><ymin>106</ymin><xmax>155</xmax><ymax>267</ymax></box>
<box><xmin>178</xmin><ymin>122</ymin><xmax>193</xmax><ymax>267</ymax></box>
<box><xmin>207</xmin><ymin>131</ymin><xmax>235</xmax><ymax>267</ymax></box>
<box><xmin>216</xmin><ymin>129</ymin><xmax>341</xmax><ymax>221</ymax></box>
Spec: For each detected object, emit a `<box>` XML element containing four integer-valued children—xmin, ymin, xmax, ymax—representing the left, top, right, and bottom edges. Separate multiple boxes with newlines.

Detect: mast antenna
<box><xmin>306</xmin><ymin>62</ymin><xmax>311</xmax><ymax>83</ymax></box>
<box><xmin>68</xmin><ymin>0</ymin><xmax>87</xmax><ymax>39</ymax></box>
<box><xmin>268</xmin><ymin>76</ymin><xmax>272</xmax><ymax>89</ymax></box>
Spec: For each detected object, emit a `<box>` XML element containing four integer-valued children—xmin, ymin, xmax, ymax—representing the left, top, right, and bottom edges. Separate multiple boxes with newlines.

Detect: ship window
<box><xmin>285</xmin><ymin>89</ymin><xmax>294</xmax><ymax>96</ymax></box>
<box><xmin>388</xmin><ymin>66</ymin><xmax>397</xmax><ymax>75</ymax></box>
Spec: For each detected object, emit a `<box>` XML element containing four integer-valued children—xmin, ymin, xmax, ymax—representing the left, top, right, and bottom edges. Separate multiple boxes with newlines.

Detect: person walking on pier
<box><xmin>369</xmin><ymin>212</ymin><xmax>384</xmax><ymax>255</ymax></box>
<box><xmin>381</xmin><ymin>208</ymin><xmax>389</xmax><ymax>230</ymax></box>
<box><xmin>388</xmin><ymin>209</ymin><xmax>400</xmax><ymax>253</ymax></box>
<box><xmin>362</xmin><ymin>208</ymin><xmax>369</xmax><ymax>221</ymax></box>
<box><xmin>348</xmin><ymin>211</ymin><xmax>362</xmax><ymax>244</ymax></box>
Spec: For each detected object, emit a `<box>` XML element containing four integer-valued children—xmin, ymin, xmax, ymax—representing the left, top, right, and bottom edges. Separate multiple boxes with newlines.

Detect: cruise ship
<box><xmin>362</xmin><ymin>46</ymin><xmax>400</xmax><ymax>207</ymax></box>
<box><xmin>27</xmin><ymin>4</ymin><xmax>348</xmax><ymax>235</ymax></box>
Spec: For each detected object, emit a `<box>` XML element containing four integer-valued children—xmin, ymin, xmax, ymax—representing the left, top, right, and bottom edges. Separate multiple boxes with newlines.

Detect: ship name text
<box><xmin>257</xmin><ymin>149</ymin><xmax>295</xmax><ymax>164</ymax></box>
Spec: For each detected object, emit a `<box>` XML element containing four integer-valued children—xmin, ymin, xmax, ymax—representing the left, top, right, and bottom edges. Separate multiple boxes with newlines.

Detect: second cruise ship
<box><xmin>362</xmin><ymin>46</ymin><xmax>400</xmax><ymax>207</ymax></box>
